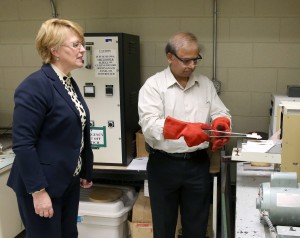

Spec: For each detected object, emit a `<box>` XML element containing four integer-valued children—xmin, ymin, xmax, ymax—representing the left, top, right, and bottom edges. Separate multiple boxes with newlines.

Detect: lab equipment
<box><xmin>269</xmin><ymin>94</ymin><xmax>300</xmax><ymax>137</ymax></box>
<box><xmin>287</xmin><ymin>85</ymin><xmax>300</xmax><ymax>97</ymax></box>
<box><xmin>256</xmin><ymin>172</ymin><xmax>300</xmax><ymax>237</ymax></box>
<box><xmin>72</xmin><ymin>33</ymin><xmax>140</xmax><ymax>165</ymax></box>
<box><xmin>278</xmin><ymin>102</ymin><xmax>300</xmax><ymax>182</ymax></box>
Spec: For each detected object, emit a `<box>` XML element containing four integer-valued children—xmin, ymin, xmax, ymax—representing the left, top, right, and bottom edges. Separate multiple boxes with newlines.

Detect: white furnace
<box><xmin>73</xmin><ymin>33</ymin><xmax>141</xmax><ymax>166</ymax></box>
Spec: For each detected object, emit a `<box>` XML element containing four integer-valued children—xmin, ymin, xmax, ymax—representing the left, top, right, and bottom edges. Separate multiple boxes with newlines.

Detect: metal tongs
<box><xmin>206</xmin><ymin>130</ymin><xmax>262</xmax><ymax>139</ymax></box>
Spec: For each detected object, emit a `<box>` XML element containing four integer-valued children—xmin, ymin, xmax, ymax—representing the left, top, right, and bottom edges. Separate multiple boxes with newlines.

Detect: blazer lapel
<box><xmin>41</xmin><ymin>64</ymin><xmax>80</xmax><ymax>117</ymax></box>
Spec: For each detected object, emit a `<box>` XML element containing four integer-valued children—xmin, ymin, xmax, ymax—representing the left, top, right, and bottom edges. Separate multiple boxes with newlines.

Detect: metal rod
<box><xmin>207</xmin><ymin>130</ymin><xmax>248</xmax><ymax>136</ymax></box>
<box><xmin>212</xmin><ymin>0</ymin><xmax>217</xmax><ymax>80</ymax></box>
<box><xmin>210</xmin><ymin>136</ymin><xmax>249</xmax><ymax>138</ymax></box>
<box><xmin>206</xmin><ymin>130</ymin><xmax>262</xmax><ymax>139</ymax></box>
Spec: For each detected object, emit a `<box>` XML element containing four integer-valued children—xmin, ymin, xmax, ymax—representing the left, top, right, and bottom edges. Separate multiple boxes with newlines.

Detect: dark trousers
<box><xmin>16</xmin><ymin>175</ymin><xmax>80</xmax><ymax>238</ymax></box>
<box><xmin>147</xmin><ymin>149</ymin><xmax>211</xmax><ymax>238</ymax></box>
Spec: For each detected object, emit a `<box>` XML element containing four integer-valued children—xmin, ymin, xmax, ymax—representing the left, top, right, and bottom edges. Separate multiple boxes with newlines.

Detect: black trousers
<box><xmin>16</xmin><ymin>175</ymin><xmax>80</xmax><ymax>238</ymax></box>
<box><xmin>147</xmin><ymin>149</ymin><xmax>211</xmax><ymax>238</ymax></box>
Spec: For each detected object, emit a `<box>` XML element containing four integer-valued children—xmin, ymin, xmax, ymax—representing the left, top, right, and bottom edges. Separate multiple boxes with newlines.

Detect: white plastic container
<box><xmin>77</xmin><ymin>184</ymin><xmax>137</xmax><ymax>238</ymax></box>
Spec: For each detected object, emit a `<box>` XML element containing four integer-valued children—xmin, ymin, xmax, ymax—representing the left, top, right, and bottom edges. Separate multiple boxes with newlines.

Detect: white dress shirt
<box><xmin>138</xmin><ymin>66</ymin><xmax>231</xmax><ymax>153</ymax></box>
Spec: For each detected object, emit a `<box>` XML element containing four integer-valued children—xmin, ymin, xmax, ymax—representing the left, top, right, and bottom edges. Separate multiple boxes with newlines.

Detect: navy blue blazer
<box><xmin>7</xmin><ymin>64</ymin><xmax>93</xmax><ymax>197</ymax></box>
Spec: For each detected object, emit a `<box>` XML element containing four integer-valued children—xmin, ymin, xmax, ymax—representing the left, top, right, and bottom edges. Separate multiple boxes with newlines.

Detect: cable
<box><xmin>261</xmin><ymin>210</ymin><xmax>277</xmax><ymax>238</ymax></box>
<box><xmin>49</xmin><ymin>0</ymin><xmax>58</xmax><ymax>18</ymax></box>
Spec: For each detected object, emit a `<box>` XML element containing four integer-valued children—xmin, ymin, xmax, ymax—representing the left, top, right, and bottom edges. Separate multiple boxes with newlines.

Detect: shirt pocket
<box><xmin>194</xmin><ymin>104</ymin><xmax>211</xmax><ymax>123</ymax></box>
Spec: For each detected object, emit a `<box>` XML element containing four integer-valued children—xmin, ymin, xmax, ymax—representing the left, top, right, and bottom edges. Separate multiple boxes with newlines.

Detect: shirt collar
<box><xmin>51</xmin><ymin>64</ymin><xmax>72</xmax><ymax>81</ymax></box>
<box><xmin>165</xmin><ymin>66</ymin><xmax>199</xmax><ymax>89</ymax></box>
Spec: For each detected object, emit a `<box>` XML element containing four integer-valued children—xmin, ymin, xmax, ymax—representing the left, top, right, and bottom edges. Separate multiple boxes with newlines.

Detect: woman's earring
<box><xmin>56</xmin><ymin>57</ymin><xmax>60</xmax><ymax>61</ymax></box>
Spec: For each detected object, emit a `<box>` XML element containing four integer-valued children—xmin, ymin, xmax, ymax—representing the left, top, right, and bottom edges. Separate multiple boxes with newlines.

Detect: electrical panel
<box><xmin>73</xmin><ymin>33</ymin><xmax>140</xmax><ymax>166</ymax></box>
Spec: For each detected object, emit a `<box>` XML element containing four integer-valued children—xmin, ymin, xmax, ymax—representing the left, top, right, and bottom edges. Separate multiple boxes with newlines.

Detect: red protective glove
<box><xmin>163</xmin><ymin>116</ymin><xmax>211</xmax><ymax>147</ymax></box>
<box><xmin>211</xmin><ymin>117</ymin><xmax>231</xmax><ymax>151</ymax></box>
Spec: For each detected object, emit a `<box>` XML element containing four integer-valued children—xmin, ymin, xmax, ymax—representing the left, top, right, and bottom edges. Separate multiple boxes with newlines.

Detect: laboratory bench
<box><xmin>93</xmin><ymin>159</ymin><xmax>148</xmax><ymax>186</ymax></box>
<box><xmin>0</xmin><ymin>150</ymin><xmax>24</xmax><ymax>238</ymax></box>
<box><xmin>220</xmin><ymin>133</ymin><xmax>271</xmax><ymax>237</ymax></box>
<box><xmin>93</xmin><ymin>148</ymin><xmax>221</xmax><ymax>181</ymax></box>
<box><xmin>0</xmin><ymin>133</ymin><xmax>24</xmax><ymax>238</ymax></box>
<box><xmin>235</xmin><ymin>162</ymin><xmax>273</xmax><ymax>238</ymax></box>
<box><xmin>221</xmin><ymin>157</ymin><xmax>274</xmax><ymax>238</ymax></box>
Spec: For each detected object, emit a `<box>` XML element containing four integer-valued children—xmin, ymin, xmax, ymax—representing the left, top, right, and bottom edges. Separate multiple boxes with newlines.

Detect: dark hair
<box><xmin>165</xmin><ymin>32</ymin><xmax>200</xmax><ymax>55</ymax></box>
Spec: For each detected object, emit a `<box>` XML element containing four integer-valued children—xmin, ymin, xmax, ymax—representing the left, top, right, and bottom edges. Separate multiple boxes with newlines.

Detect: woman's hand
<box><xmin>32</xmin><ymin>190</ymin><xmax>54</xmax><ymax>218</ymax></box>
<box><xmin>80</xmin><ymin>178</ymin><xmax>93</xmax><ymax>188</ymax></box>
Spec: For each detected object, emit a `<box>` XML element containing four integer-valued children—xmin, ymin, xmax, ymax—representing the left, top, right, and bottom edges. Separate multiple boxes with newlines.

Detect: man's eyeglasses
<box><xmin>61</xmin><ymin>42</ymin><xmax>85</xmax><ymax>49</ymax></box>
<box><xmin>173</xmin><ymin>53</ymin><xmax>202</xmax><ymax>66</ymax></box>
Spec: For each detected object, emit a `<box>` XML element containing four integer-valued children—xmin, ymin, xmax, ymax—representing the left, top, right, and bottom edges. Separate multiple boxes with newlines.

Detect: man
<box><xmin>138</xmin><ymin>32</ymin><xmax>231</xmax><ymax>238</ymax></box>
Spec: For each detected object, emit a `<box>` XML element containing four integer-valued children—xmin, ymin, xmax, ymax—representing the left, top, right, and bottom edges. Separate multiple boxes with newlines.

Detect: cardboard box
<box><xmin>128</xmin><ymin>221</ymin><xmax>153</xmax><ymax>238</ymax></box>
<box><xmin>129</xmin><ymin>189</ymin><xmax>180</xmax><ymax>238</ymax></box>
<box><xmin>132</xmin><ymin>189</ymin><xmax>152</xmax><ymax>223</ymax></box>
<box><xmin>129</xmin><ymin>189</ymin><xmax>153</xmax><ymax>238</ymax></box>
<box><xmin>136</xmin><ymin>130</ymin><xmax>149</xmax><ymax>158</ymax></box>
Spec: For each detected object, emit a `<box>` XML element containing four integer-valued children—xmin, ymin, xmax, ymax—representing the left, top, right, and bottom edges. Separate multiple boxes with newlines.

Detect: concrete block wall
<box><xmin>1</xmin><ymin>0</ymin><xmax>300</xmax><ymax>152</ymax></box>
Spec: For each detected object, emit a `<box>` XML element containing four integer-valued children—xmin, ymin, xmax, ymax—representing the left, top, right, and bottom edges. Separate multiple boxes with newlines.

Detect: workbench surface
<box><xmin>235</xmin><ymin>162</ymin><xmax>273</xmax><ymax>238</ymax></box>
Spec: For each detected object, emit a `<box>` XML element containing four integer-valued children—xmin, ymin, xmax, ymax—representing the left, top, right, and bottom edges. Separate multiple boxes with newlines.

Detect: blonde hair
<box><xmin>35</xmin><ymin>18</ymin><xmax>84</xmax><ymax>64</ymax></box>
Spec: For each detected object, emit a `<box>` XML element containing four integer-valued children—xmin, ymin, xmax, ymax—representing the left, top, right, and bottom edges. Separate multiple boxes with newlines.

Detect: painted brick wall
<box><xmin>1</xmin><ymin>0</ymin><xmax>300</xmax><ymax>152</ymax></box>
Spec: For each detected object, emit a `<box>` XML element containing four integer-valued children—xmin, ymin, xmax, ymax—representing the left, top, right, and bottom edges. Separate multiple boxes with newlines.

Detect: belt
<box><xmin>150</xmin><ymin>148</ymin><xmax>204</xmax><ymax>160</ymax></box>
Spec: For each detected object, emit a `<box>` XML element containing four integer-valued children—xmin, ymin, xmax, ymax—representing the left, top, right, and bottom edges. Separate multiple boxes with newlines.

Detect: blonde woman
<box><xmin>7</xmin><ymin>18</ymin><xmax>93</xmax><ymax>238</ymax></box>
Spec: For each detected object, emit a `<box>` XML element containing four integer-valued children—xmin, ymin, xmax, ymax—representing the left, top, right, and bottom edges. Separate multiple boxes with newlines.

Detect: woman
<box><xmin>7</xmin><ymin>18</ymin><xmax>93</xmax><ymax>238</ymax></box>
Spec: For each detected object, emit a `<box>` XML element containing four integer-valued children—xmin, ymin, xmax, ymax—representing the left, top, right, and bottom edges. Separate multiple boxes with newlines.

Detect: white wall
<box><xmin>1</xmin><ymin>0</ymin><xmax>300</xmax><ymax>152</ymax></box>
